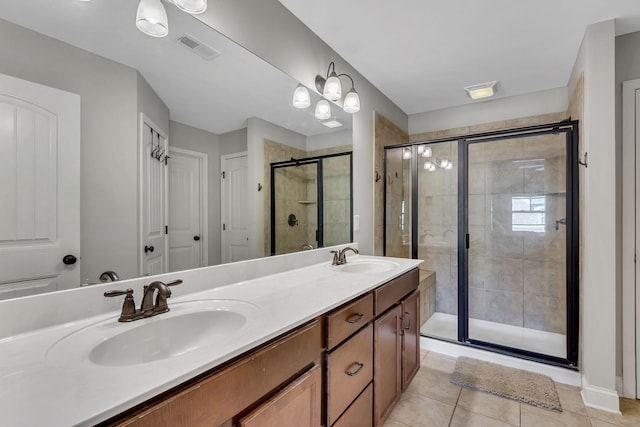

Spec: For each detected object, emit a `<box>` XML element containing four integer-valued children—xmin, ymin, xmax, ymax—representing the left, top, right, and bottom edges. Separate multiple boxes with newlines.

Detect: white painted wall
<box><xmin>408</xmin><ymin>87</ymin><xmax>569</xmax><ymax>134</ymax></box>
<box><xmin>169</xmin><ymin>120</ymin><xmax>221</xmax><ymax>266</ymax></box>
<box><xmin>570</xmin><ymin>20</ymin><xmax>619</xmax><ymax>413</ymax></box>
<box><xmin>195</xmin><ymin>0</ymin><xmax>408</xmax><ymax>256</ymax></box>
<box><xmin>220</xmin><ymin>128</ymin><xmax>248</xmax><ymax>156</ymax></box>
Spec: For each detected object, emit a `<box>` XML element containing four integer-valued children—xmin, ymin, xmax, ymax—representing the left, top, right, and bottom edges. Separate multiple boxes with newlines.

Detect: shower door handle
<box><xmin>465</xmin><ymin>233</ymin><xmax>470</xmax><ymax>250</ymax></box>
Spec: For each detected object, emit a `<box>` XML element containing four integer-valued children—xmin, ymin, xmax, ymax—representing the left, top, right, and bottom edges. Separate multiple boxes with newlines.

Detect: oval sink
<box><xmin>90</xmin><ymin>310</ymin><xmax>245</xmax><ymax>366</ymax></box>
<box><xmin>338</xmin><ymin>260</ymin><xmax>398</xmax><ymax>274</ymax></box>
<box><xmin>47</xmin><ymin>299</ymin><xmax>260</xmax><ymax>367</ymax></box>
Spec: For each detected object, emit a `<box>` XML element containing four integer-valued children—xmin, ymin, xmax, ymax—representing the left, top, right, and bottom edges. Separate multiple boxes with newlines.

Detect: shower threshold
<box><xmin>421</xmin><ymin>312</ymin><xmax>566</xmax><ymax>359</ymax></box>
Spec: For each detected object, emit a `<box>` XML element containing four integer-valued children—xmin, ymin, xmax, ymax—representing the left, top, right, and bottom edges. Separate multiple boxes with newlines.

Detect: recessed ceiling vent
<box><xmin>176</xmin><ymin>33</ymin><xmax>221</xmax><ymax>61</ymax></box>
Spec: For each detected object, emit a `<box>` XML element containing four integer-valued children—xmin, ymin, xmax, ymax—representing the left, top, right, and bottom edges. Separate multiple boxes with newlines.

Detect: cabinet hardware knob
<box><xmin>346</xmin><ymin>313</ymin><xmax>364</xmax><ymax>324</ymax></box>
<box><xmin>193</xmin><ymin>236</ymin><xmax>200</xmax><ymax>241</ymax></box>
<box><xmin>346</xmin><ymin>362</ymin><xmax>364</xmax><ymax>377</ymax></box>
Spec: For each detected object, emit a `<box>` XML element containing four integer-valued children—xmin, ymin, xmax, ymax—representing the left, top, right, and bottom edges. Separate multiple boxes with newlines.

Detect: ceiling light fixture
<box><xmin>314</xmin><ymin>61</ymin><xmax>361</xmax><ymax>114</ymax></box>
<box><xmin>315</xmin><ymin>99</ymin><xmax>331</xmax><ymax>120</ymax></box>
<box><xmin>136</xmin><ymin>0</ymin><xmax>208</xmax><ymax>38</ymax></box>
<box><xmin>292</xmin><ymin>85</ymin><xmax>311</xmax><ymax>109</ymax></box>
<box><xmin>464</xmin><ymin>81</ymin><xmax>498</xmax><ymax>100</ymax></box>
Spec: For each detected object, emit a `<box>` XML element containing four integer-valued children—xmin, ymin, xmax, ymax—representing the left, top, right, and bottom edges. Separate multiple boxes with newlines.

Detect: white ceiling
<box><xmin>0</xmin><ymin>0</ymin><xmax>351</xmax><ymax>136</ymax></box>
<box><xmin>278</xmin><ymin>0</ymin><xmax>640</xmax><ymax>114</ymax></box>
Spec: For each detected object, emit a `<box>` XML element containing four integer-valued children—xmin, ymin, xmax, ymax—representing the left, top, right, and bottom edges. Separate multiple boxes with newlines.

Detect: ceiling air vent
<box><xmin>176</xmin><ymin>33</ymin><xmax>221</xmax><ymax>61</ymax></box>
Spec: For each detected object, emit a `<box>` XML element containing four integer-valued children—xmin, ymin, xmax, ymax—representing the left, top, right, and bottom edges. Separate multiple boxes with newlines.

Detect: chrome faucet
<box><xmin>331</xmin><ymin>247</ymin><xmax>360</xmax><ymax>265</ymax></box>
<box><xmin>99</xmin><ymin>270</ymin><xmax>120</xmax><ymax>282</ymax></box>
<box><xmin>104</xmin><ymin>279</ymin><xmax>182</xmax><ymax>322</ymax></box>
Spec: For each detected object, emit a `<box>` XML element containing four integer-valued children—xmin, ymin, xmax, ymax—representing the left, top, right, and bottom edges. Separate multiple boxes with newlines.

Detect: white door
<box><xmin>140</xmin><ymin>115</ymin><xmax>168</xmax><ymax>276</ymax></box>
<box><xmin>168</xmin><ymin>147</ymin><xmax>207</xmax><ymax>272</ymax></box>
<box><xmin>221</xmin><ymin>152</ymin><xmax>249</xmax><ymax>263</ymax></box>
<box><xmin>0</xmin><ymin>73</ymin><xmax>80</xmax><ymax>299</ymax></box>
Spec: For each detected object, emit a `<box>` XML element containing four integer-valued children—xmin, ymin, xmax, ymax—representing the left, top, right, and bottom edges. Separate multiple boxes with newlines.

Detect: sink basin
<box><xmin>47</xmin><ymin>299</ymin><xmax>260</xmax><ymax>367</ymax></box>
<box><xmin>338</xmin><ymin>260</ymin><xmax>399</xmax><ymax>274</ymax></box>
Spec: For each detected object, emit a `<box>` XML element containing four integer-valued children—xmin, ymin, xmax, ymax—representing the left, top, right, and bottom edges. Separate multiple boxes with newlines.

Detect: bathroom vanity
<box><xmin>0</xmin><ymin>247</ymin><xmax>421</xmax><ymax>426</ymax></box>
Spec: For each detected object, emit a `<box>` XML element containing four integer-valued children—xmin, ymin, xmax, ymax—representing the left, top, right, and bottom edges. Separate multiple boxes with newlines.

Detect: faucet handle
<box><xmin>104</xmin><ymin>288</ymin><xmax>138</xmax><ymax>322</ymax></box>
<box><xmin>167</xmin><ymin>279</ymin><xmax>183</xmax><ymax>286</ymax></box>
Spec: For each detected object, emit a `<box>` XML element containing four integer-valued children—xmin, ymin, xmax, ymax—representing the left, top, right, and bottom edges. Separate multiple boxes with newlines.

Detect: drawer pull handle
<box><xmin>346</xmin><ymin>362</ymin><xmax>364</xmax><ymax>377</ymax></box>
<box><xmin>346</xmin><ymin>313</ymin><xmax>364</xmax><ymax>324</ymax></box>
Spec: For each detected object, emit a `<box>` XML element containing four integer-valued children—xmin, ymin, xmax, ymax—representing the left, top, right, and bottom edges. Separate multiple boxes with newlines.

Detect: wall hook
<box><xmin>375</xmin><ymin>171</ymin><xmax>382</xmax><ymax>183</ymax></box>
<box><xmin>578</xmin><ymin>152</ymin><xmax>588</xmax><ymax>168</ymax></box>
<box><xmin>257</xmin><ymin>183</ymin><xmax>263</xmax><ymax>192</ymax></box>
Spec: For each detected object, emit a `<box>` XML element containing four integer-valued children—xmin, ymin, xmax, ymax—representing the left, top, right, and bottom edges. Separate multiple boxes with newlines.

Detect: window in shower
<box><xmin>384</xmin><ymin>121</ymin><xmax>579</xmax><ymax>368</ymax></box>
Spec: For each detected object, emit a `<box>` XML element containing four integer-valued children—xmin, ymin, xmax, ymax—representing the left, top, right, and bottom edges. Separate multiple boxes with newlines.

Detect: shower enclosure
<box><xmin>384</xmin><ymin>121</ymin><xmax>579</xmax><ymax>367</ymax></box>
<box><xmin>271</xmin><ymin>152</ymin><xmax>352</xmax><ymax>255</ymax></box>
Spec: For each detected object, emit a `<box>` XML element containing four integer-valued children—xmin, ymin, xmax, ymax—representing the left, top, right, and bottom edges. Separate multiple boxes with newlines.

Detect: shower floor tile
<box><xmin>421</xmin><ymin>312</ymin><xmax>566</xmax><ymax>358</ymax></box>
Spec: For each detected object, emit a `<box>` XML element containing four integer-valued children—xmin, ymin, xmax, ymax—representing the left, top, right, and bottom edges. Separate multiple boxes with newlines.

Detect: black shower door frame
<box><xmin>383</xmin><ymin>121</ymin><xmax>580</xmax><ymax>369</ymax></box>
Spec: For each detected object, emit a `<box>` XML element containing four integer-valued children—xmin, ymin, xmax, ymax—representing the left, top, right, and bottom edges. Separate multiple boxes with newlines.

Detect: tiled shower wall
<box><xmin>320</xmin><ymin>155</ymin><xmax>352</xmax><ymax>246</ymax></box>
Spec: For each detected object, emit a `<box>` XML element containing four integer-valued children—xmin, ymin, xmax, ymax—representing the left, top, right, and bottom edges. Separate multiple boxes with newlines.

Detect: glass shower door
<box><xmin>466</xmin><ymin>131</ymin><xmax>569</xmax><ymax>359</ymax></box>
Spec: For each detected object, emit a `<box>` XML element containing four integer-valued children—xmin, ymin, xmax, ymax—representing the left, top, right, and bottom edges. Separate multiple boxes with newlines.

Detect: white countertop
<box><xmin>0</xmin><ymin>254</ymin><xmax>421</xmax><ymax>426</ymax></box>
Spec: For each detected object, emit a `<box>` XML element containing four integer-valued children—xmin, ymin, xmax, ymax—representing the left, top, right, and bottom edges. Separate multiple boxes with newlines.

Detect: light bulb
<box><xmin>403</xmin><ymin>149</ymin><xmax>412</xmax><ymax>159</ymax></box>
<box><xmin>292</xmin><ymin>85</ymin><xmax>310</xmax><ymax>109</ymax></box>
<box><xmin>424</xmin><ymin>161</ymin><xmax>436</xmax><ymax>171</ymax></box>
<box><xmin>440</xmin><ymin>159</ymin><xmax>450</xmax><ymax>168</ymax></box>
<box><xmin>168</xmin><ymin>0</ymin><xmax>207</xmax><ymax>14</ymax></box>
<box><xmin>323</xmin><ymin>71</ymin><xmax>342</xmax><ymax>101</ymax></box>
<box><xmin>136</xmin><ymin>0</ymin><xmax>168</xmax><ymax>37</ymax></box>
<box><xmin>315</xmin><ymin>99</ymin><xmax>331</xmax><ymax>120</ymax></box>
<box><xmin>421</xmin><ymin>146</ymin><xmax>432</xmax><ymax>158</ymax></box>
<box><xmin>343</xmin><ymin>88</ymin><xmax>360</xmax><ymax>113</ymax></box>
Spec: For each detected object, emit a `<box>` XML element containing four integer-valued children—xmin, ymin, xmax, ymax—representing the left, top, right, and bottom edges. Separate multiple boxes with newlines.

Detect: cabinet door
<box><xmin>401</xmin><ymin>289</ymin><xmax>420</xmax><ymax>391</ymax></box>
<box><xmin>238</xmin><ymin>365</ymin><xmax>322</xmax><ymax>427</ymax></box>
<box><xmin>373</xmin><ymin>304</ymin><xmax>402</xmax><ymax>426</ymax></box>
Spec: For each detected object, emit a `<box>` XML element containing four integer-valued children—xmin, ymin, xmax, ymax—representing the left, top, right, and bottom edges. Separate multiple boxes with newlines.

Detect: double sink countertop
<box><xmin>0</xmin><ymin>254</ymin><xmax>421</xmax><ymax>426</ymax></box>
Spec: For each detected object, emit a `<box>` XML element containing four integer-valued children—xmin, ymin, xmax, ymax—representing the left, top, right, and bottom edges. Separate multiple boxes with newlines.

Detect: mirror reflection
<box><xmin>0</xmin><ymin>0</ymin><xmax>352</xmax><ymax>299</ymax></box>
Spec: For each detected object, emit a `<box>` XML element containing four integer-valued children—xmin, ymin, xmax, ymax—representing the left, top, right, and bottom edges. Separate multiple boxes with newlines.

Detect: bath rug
<box><xmin>450</xmin><ymin>356</ymin><xmax>562</xmax><ymax>412</ymax></box>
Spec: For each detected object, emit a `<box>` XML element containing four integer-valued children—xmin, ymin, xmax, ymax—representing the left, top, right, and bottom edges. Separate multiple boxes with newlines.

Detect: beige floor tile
<box><xmin>521</xmin><ymin>403</ymin><xmax>590</xmax><ymax>427</ymax></box>
<box><xmin>406</xmin><ymin>366</ymin><xmax>462</xmax><ymax>405</ymax></box>
<box><xmin>589</xmin><ymin>419</ymin><xmax>624</xmax><ymax>427</ymax></box>
<box><xmin>450</xmin><ymin>406</ymin><xmax>516</xmax><ymax>427</ymax></box>
<box><xmin>554</xmin><ymin>383</ymin><xmax>587</xmax><ymax>415</ymax></box>
<box><xmin>456</xmin><ymin>388</ymin><xmax>520</xmax><ymax>426</ymax></box>
<box><xmin>388</xmin><ymin>393</ymin><xmax>455</xmax><ymax>427</ymax></box>
<box><xmin>586</xmin><ymin>398</ymin><xmax>640</xmax><ymax>427</ymax></box>
<box><xmin>421</xmin><ymin>351</ymin><xmax>457</xmax><ymax>374</ymax></box>
<box><xmin>382</xmin><ymin>420</ymin><xmax>411</xmax><ymax>427</ymax></box>
<box><xmin>420</xmin><ymin>348</ymin><xmax>428</xmax><ymax>362</ymax></box>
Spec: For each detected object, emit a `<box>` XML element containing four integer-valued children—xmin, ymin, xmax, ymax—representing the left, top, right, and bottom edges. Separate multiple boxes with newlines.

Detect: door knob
<box><xmin>144</xmin><ymin>245</ymin><xmax>155</xmax><ymax>253</ymax></box>
<box><xmin>193</xmin><ymin>236</ymin><xmax>200</xmax><ymax>241</ymax></box>
<box><xmin>62</xmin><ymin>254</ymin><xmax>77</xmax><ymax>265</ymax></box>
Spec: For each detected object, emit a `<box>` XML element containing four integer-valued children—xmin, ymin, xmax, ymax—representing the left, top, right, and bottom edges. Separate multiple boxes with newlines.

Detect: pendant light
<box><xmin>167</xmin><ymin>0</ymin><xmax>207</xmax><ymax>15</ymax></box>
<box><xmin>342</xmin><ymin>87</ymin><xmax>360</xmax><ymax>114</ymax></box>
<box><xmin>322</xmin><ymin>63</ymin><xmax>342</xmax><ymax>101</ymax></box>
<box><xmin>315</xmin><ymin>99</ymin><xmax>331</xmax><ymax>120</ymax></box>
<box><xmin>136</xmin><ymin>0</ymin><xmax>168</xmax><ymax>38</ymax></box>
<box><xmin>292</xmin><ymin>85</ymin><xmax>311</xmax><ymax>109</ymax></box>
<box><xmin>314</xmin><ymin>62</ymin><xmax>361</xmax><ymax>114</ymax></box>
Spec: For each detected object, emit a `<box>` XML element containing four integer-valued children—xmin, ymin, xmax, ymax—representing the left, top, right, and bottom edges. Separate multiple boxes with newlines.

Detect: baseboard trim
<box><xmin>421</xmin><ymin>336</ymin><xmax>581</xmax><ymax>386</ymax></box>
<box><xmin>581</xmin><ymin>375</ymin><xmax>621</xmax><ymax>414</ymax></box>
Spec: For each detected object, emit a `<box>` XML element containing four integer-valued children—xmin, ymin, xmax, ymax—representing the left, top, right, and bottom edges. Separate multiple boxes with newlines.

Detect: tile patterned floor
<box><xmin>383</xmin><ymin>351</ymin><xmax>640</xmax><ymax>427</ymax></box>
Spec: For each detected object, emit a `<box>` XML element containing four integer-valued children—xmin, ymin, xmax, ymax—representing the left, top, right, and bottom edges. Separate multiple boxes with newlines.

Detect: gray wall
<box><xmin>220</xmin><ymin>128</ymin><xmax>248</xmax><ymax>155</ymax></box>
<box><xmin>195</xmin><ymin>0</ymin><xmax>408</xmax><ymax>255</ymax></box>
<box><xmin>169</xmin><ymin>120</ymin><xmax>222</xmax><ymax>266</ymax></box>
<box><xmin>615</xmin><ymin>30</ymin><xmax>640</xmax><ymax>377</ymax></box>
<box><xmin>0</xmin><ymin>17</ymin><xmax>140</xmax><ymax>284</ymax></box>
<box><xmin>137</xmin><ymin>72</ymin><xmax>170</xmax><ymax>134</ymax></box>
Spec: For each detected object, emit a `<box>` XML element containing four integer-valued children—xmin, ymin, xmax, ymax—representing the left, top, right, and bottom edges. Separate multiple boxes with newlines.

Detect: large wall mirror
<box><xmin>0</xmin><ymin>0</ymin><xmax>352</xmax><ymax>299</ymax></box>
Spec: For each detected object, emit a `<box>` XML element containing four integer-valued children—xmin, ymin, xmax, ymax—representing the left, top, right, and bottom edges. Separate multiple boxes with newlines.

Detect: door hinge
<box><xmin>165</xmin><ymin>225</ymin><xmax>168</xmax><ymax>235</ymax></box>
<box><xmin>223</xmin><ymin>224</ymin><xmax>226</xmax><ymax>231</ymax></box>
<box><xmin>221</xmin><ymin>171</ymin><xmax>226</xmax><ymax>179</ymax></box>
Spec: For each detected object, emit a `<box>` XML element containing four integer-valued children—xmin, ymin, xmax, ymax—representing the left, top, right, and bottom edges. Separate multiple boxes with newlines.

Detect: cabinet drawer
<box><xmin>374</xmin><ymin>268</ymin><xmax>419</xmax><ymax>315</ymax></box>
<box><xmin>326</xmin><ymin>323</ymin><xmax>373</xmax><ymax>425</ymax></box>
<box><xmin>326</xmin><ymin>293</ymin><xmax>374</xmax><ymax>350</ymax></box>
<box><xmin>332</xmin><ymin>383</ymin><xmax>373</xmax><ymax>427</ymax></box>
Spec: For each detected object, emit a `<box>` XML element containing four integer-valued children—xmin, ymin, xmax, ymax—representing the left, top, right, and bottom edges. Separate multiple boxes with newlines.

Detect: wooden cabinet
<box><xmin>401</xmin><ymin>289</ymin><xmax>420</xmax><ymax>390</ymax></box>
<box><xmin>332</xmin><ymin>383</ymin><xmax>373</xmax><ymax>427</ymax></box>
<box><xmin>238</xmin><ymin>365</ymin><xmax>321</xmax><ymax>427</ymax></box>
<box><xmin>373</xmin><ymin>270</ymin><xmax>420</xmax><ymax>426</ymax></box>
<box><xmin>326</xmin><ymin>293</ymin><xmax>374</xmax><ymax>350</ymax></box>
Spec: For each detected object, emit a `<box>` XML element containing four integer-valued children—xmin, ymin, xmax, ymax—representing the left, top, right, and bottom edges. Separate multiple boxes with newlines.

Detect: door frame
<box><xmin>138</xmin><ymin>113</ymin><xmax>169</xmax><ymax>276</ymax></box>
<box><xmin>168</xmin><ymin>146</ymin><xmax>208</xmax><ymax>269</ymax></box>
<box><xmin>220</xmin><ymin>151</ymin><xmax>248</xmax><ymax>264</ymax></box>
<box><xmin>622</xmin><ymin>78</ymin><xmax>640</xmax><ymax>398</ymax></box>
